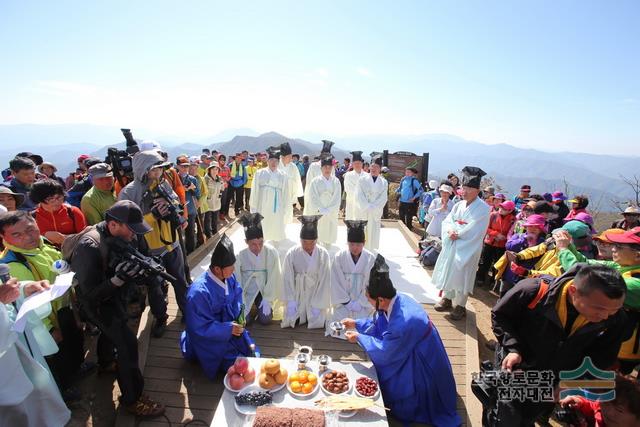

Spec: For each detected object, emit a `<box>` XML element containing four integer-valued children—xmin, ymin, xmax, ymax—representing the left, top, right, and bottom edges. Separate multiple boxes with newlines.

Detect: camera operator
<box><xmin>70</xmin><ymin>200</ymin><xmax>165</xmax><ymax>418</ymax></box>
<box><xmin>118</xmin><ymin>150</ymin><xmax>190</xmax><ymax>334</ymax></box>
<box><xmin>489</xmin><ymin>264</ymin><xmax>629</xmax><ymax>425</ymax></box>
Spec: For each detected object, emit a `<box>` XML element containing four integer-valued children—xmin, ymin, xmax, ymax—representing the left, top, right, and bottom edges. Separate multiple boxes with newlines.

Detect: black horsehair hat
<box><xmin>345</xmin><ymin>220</ymin><xmax>367</xmax><ymax>243</ymax></box>
<box><xmin>367</xmin><ymin>254</ymin><xmax>396</xmax><ymax>299</ymax></box>
<box><xmin>238</xmin><ymin>212</ymin><xmax>264</xmax><ymax>240</ymax></box>
<box><xmin>299</xmin><ymin>215</ymin><xmax>322</xmax><ymax>240</ymax></box>
<box><xmin>210</xmin><ymin>233</ymin><xmax>236</xmax><ymax>268</ymax></box>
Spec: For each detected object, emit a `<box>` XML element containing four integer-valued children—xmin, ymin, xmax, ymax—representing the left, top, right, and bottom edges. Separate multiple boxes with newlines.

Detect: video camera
<box><xmin>106</xmin><ymin>237</ymin><xmax>176</xmax><ymax>283</ymax></box>
<box><xmin>104</xmin><ymin>128</ymin><xmax>140</xmax><ymax>187</ymax></box>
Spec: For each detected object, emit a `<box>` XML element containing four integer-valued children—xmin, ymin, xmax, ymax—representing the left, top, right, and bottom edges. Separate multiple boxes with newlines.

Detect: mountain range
<box><xmin>0</xmin><ymin>124</ymin><xmax>636</xmax><ymax>212</ymax></box>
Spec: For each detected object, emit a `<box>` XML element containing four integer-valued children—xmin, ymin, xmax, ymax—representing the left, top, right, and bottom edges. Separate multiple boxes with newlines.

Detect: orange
<box><xmin>289</xmin><ymin>373</ymin><xmax>300</xmax><ymax>383</ymax></box>
<box><xmin>290</xmin><ymin>381</ymin><xmax>302</xmax><ymax>393</ymax></box>
<box><xmin>297</xmin><ymin>371</ymin><xmax>308</xmax><ymax>383</ymax></box>
<box><xmin>307</xmin><ymin>373</ymin><xmax>317</xmax><ymax>385</ymax></box>
<box><xmin>302</xmin><ymin>382</ymin><xmax>314</xmax><ymax>394</ymax></box>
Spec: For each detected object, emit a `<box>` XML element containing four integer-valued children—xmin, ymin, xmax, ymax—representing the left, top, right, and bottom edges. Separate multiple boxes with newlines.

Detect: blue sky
<box><xmin>1</xmin><ymin>1</ymin><xmax>638</xmax><ymax>154</ymax></box>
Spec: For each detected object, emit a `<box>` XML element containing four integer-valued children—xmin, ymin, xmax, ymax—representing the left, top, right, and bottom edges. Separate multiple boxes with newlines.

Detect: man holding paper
<box><xmin>0</xmin><ymin>210</ymin><xmax>87</xmax><ymax>402</ymax></box>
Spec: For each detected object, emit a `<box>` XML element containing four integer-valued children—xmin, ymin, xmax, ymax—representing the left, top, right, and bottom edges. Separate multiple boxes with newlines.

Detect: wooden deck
<box><xmin>116</xmin><ymin>220</ymin><xmax>480</xmax><ymax>427</ymax></box>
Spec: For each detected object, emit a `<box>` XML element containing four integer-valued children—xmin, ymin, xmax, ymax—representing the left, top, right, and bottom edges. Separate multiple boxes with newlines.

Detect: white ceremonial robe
<box><xmin>306</xmin><ymin>175</ymin><xmax>342</xmax><ymax>245</ymax></box>
<box><xmin>343</xmin><ymin>170</ymin><xmax>369</xmax><ymax>220</ymax></box>
<box><xmin>356</xmin><ymin>174</ymin><xmax>388</xmax><ymax>251</ymax></box>
<box><xmin>281</xmin><ymin>244</ymin><xmax>331</xmax><ymax>329</ymax></box>
<box><xmin>303</xmin><ymin>161</ymin><xmax>329</xmax><ymax>214</ymax></box>
<box><xmin>0</xmin><ymin>304</ymin><xmax>70</xmax><ymax>427</ymax></box>
<box><xmin>249</xmin><ymin>167</ymin><xmax>290</xmax><ymax>242</ymax></box>
<box><xmin>432</xmin><ymin>197</ymin><xmax>491</xmax><ymax>296</ymax></box>
<box><xmin>326</xmin><ymin>248</ymin><xmax>376</xmax><ymax>337</ymax></box>
<box><xmin>279</xmin><ymin>160</ymin><xmax>304</xmax><ymax>224</ymax></box>
<box><xmin>236</xmin><ymin>243</ymin><xmax>283</xmax><ymax>317</ymax></box>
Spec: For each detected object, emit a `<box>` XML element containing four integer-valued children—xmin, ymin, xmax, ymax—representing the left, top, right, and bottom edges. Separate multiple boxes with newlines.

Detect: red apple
<box><xmin>243</xmin><ymin>367</ymin><xmax>256</xmax><ymax>383</ymax></box>
<box><xmin>229</xmin><ymin>373</ymin><xmax>245</xmax><ymax>390</ymax></box>
<box><xmin>234</xmin><ymin>357</ymin><xmax>249</xmax><ymax>375</ymax></box>
<box><xmin>227</xmin><ymin>365</ymin><xmax>236</xmax><ymax>376</ymax></box>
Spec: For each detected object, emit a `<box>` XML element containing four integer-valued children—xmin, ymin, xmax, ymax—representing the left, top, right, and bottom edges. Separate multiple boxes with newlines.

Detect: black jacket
<box><xmin>71</xmin><ymin>222</ymin><xmax>148</xmax><ymax>314</ymax></box>
<box><xmin>492</xmin><ymin>264</ymin><xmax>628</xmax><ymax>375</ymax></box>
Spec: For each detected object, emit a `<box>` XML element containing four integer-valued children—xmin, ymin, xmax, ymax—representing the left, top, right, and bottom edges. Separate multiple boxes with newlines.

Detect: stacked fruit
<box><xmin>355</xmin><ymin>376</ymin><xmax>378</xmax><ymax>397</ymax></box>
<box><xmin>289</xmin><ymin>370</ymin><xmax>318</xmax><ymax>395</ymax></box>
<box><xmin>227</xmin><ymin>357</ymin><xmax>256</xmax><ymax>391</ymax></box>
<box><xmin>259</xmin><ymin>359</ymin><xmax>288</xmax><ymax>389</ymax></box>
<box><xmin>322</xmin><ymin>371</ymin><xmax>349</xmax><ymax>394</ymax></box>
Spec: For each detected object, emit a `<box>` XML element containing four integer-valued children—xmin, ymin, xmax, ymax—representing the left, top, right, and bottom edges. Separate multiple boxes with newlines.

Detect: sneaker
<box><xmin>447</xmin><ymin>305</ymin><xmax>467</xmax><ymax>321</ymax></box>
<box><xmin>125</xmin><ymin>395</ymin><xmax>165</xmax><ymax>418</ymax></box>
<box><xmin>151</xmin><ymin>317</ymin><xmax>168</xmax><ymax>338</ymax></box>
<box><xmin>434</xmin><ymin>298</ymin><xmax>453</xmax><ymax>312</ymax></box>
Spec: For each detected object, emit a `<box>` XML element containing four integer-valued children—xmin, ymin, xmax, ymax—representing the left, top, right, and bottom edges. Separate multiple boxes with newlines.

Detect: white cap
<box><xmin>439</xmin><ymin>184</ymin><xmax>454</xmax><ymax>194</ymax></box>
<box><xmin>139</xmin><ymin>140</ymin><xmax>161</xmax><ymax>151</ymax></box>
<box><xmin>429</xmin><ymin>180</ymin><xmax>438</xmax><ymax>190</ymax></box>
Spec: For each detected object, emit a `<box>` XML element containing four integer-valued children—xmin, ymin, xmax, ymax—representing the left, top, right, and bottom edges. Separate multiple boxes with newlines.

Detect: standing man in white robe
<box><xmin>356</xmin><ymin>157</ymin><xmax>388</xmax><ymax>251</ymax></box>
<box><xmin>278</xmin><ymin>141</ymin><xmax>304</xmax><ymax>224</ymax></box>
<box><xmin>281</xmin><ymin>215</ymin><xmax>331</xmax><ymax>329</ymax></box>
<box><xmin>249</xmin><ymin>148</ymin><xmax>290</xmax><ymax>242</ymax></box>
<box><xmin>235</xmin><ymin>213</ymin><xmax>282</xmax><ymax>325</ymax></box>
<box><xmin>432</xmin><ymin>166</ymin><xmax>491</xmax><ymax>320</ymax></box>
<box><xmin>326</xmin><ymin>220</ymin><xmax>375</xmax><ymax>338</ymax></box>
<box><xmin>305</xmin><ymin>156</ymin><xmax>342</xmax><ymax>246</ymax></box>
<box><xmin>303</xmin><ymin>140</ymin><xmax>334</xmax><ymax>214</ymax></box>
<box><xmin>343</xmin><ymin>151</ymin><xmax>368</xmax><ymax>221</ymax></box>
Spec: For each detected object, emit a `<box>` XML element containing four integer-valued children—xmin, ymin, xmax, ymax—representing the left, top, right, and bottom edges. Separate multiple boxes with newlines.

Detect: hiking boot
<box><xmin>447</xmin><ymin>305</ymin><xmax>467</xmax><ymax>321</ymax></box>
<box><xmin>434</xmin><ymin>298</ymin><xmax>453</xmax><ymax>312</ymax></box>
<box><xmin>151</xmin><ymin>317</ymin><xmax>168</xmax><ymax>338</ymax></box>
<box><xmin>126</xmin><ymin>395</ymin><xmax>165</xmax><ymax>418</ymax></box>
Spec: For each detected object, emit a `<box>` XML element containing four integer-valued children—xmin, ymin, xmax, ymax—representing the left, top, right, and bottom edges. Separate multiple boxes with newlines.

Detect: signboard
<box><xmin>384</xmin><ymin>151</ymin><xmax>429</xmax><ymax>184</ymax></box>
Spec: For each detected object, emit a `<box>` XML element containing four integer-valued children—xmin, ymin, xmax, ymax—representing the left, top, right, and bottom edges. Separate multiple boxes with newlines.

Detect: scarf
<box><xmin>555</xmin><ymin>279</ymin><xmax>590</xmax><ymax>336</ymax></box>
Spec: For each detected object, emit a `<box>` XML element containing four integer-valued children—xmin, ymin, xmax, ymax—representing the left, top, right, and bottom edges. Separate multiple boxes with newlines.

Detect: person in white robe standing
<box><xmin>305</xmin><ymin>156</ymin><xmax>342</xmax><ymax>246</ymax></box>
<box><xmin>278</xmin><ymin>142</ymin><xmax>304</xmax><ymax>224</ymax></box>
<box><xmin>356</xmin><ymin>157</ymin><xmax>388</xmax><ymax>251</ymax></box>
<box><xmin>235</xmin><ymin>213</ymin><xmax>282</xmax><ymax>325</ymax></box>
<box><xmin>281</xmin><ymin>215</ymin><xmax>331</xmax><ymax>329</ymax></box>
<box><xmin>326</xmin><ymin>220</ymin><xmax>375</xmax><ymax>338</ymax></box>
<box><xmin>249</xmin><ymin>148</ymin><xmax>290</xmax><ymax>242</ymax></box>
<box><xmin>0</xmin><ymin>276</ymin><xmax>71</xmax><ymax>427</ymax></box>
<box><xmin>303</xmin><ymin>140</ymin><xmax>334</xmax><ymax>214</ymax></box>
<box><xmin>432</xmin><ymin>166</ymin><xmax>491</xmax><ymax>320</ymax></box>
<box><xmin>343</xmin><ymin>151</ymin><xmax>368</xmax><ymax>221</ymax></box>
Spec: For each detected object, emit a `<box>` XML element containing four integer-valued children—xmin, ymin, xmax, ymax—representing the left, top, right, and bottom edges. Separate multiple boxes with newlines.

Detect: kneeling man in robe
<box><xmin>281</xmin><ymin>215</ymin><xmax>331</xmax><ymax>329</ymax></box>
<box><xmin>180</xmin><ymin>234</ymin><xmax>258</xmax><ymax>380</ymax></box>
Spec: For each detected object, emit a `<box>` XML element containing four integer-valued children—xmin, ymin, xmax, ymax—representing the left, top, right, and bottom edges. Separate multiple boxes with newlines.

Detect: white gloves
<box><xmin>286</xmin><ymin>300</ymin><xmax>297</xmax><ymax>317</ymax></box>
<box><xmin>346</xmin><ymin>300</ymin><xmax>362</xmax><ymax>312</ymax></box>
<box><xmin>260</xmin><ymin>299</ymin><xmax>272</xmax><ymax>316</ymax></box>
<box><xmin>310</xmin><ymin>307</ymin><xmax>321</xmax><ymax>318</ymax></box>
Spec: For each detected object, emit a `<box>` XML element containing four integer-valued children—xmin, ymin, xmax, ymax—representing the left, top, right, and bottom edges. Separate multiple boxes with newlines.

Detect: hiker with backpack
<box><xmin>29</xmin><ymin>179</ymin><xmax>87</xmax><ymax>247</ymax></box>
<box><xmin>488</xmin><ymin>264</ymin><xmax>628</xmax><ymax>426</ymax></box>
<box><xmin>67</xmin><ymin>200</ymin><xmax>166</xmax><ymax>418</ymax></box>
<box><xmin>395</xmin><ymin>166</ymin><xmax>423</xmax><ymax>231</ymax></box>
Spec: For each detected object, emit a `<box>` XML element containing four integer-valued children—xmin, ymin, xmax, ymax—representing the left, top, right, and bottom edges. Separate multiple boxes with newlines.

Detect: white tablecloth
<box><xmin>210</xmin><ymin>357</ymin><xmax>389</xmax><ymax>427</ymax></box>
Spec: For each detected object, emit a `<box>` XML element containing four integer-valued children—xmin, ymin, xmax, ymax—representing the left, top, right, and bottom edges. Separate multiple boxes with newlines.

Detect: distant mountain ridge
<box><xmin>0</xmin><ymin>123</ymin><xmax>636</xmax><ymax>211</ymax></box>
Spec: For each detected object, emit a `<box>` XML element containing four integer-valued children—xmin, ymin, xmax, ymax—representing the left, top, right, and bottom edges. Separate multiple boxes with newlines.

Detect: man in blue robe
<box><xmin>180</xmin><ymin>233</ymin><xmax>257</xmax><ymax>380</ymax></box>
<box><xmin>342</xmin><ymin>254</ymin><xmax>461</xmax><ymax>427</ymax></box>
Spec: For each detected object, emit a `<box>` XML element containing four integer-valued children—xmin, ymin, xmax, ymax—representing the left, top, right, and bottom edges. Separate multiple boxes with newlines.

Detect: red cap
<box><xmin>77</xmin><ymin>154</ymin><xmax>90</xmax><ymax>163</ymax></box>
<box><xmin>605</xmin><ymin>226</ymin><xmax>640</xmax><ymax>245</ymax></box>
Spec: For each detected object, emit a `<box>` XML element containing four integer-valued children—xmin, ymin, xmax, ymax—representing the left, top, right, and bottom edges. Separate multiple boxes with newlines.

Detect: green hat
<box><xmin>561</xmin><ymin>220</ymin><xmax>590</xmax><ymax>240</ymax></box>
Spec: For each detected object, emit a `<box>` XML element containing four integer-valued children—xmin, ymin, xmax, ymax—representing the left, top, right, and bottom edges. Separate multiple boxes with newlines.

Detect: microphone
<box><xmin>0</xmin><ymin>263</ymin><xmax>11</xmax><ymax>284</ymax></box>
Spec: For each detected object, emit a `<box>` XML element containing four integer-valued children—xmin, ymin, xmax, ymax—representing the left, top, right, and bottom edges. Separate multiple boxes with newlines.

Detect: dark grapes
<box><xmin>235</xmin><ymin>390</ymin><xmax>273</xmax><ymax>406</ymax></box>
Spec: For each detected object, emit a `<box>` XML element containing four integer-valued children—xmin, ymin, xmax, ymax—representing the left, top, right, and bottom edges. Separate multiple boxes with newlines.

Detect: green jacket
<box><xmin>81</xmin><ymin>186</ymin><xmax>117</xmax><ymax>225</ymax></box>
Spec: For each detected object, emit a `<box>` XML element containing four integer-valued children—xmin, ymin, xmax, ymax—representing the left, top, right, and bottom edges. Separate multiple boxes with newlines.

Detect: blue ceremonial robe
<box><xmin>355</xmin><ymin>293</ymin><xmax>461</xmax><ymax>427</ymax></box>
<box><xmin>180</xmin><ymin>271</ymin><xmax>256</xmax><ymax>380</ymax></box>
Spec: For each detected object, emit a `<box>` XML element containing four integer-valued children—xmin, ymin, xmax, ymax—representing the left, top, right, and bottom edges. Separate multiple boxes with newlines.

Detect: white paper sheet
<box><xmin>11</xmin><ymin>272</ymin><xmax>74</xmax><ymax>333</ymax></box>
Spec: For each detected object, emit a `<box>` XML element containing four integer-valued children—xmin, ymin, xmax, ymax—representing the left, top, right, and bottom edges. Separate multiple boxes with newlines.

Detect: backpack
<box><xmin>60</xmin><ymin>225</ymin><xmax>109</xmax><ymax>269</ymax></box>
